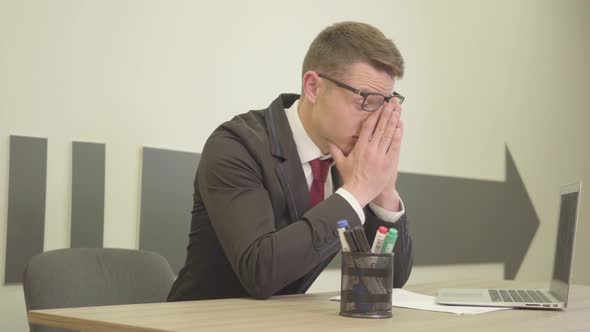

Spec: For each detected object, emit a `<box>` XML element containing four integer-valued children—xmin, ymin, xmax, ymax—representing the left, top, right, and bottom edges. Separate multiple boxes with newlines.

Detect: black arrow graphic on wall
<box><xmin>396</xmin><ymin>145</ymin><xmax>540</xmax><ymax>279</ymax></box>
<box><xmin>135</xmin><ymin>144</ymin><xmax>540</xmax><ymax>279</ymax></box>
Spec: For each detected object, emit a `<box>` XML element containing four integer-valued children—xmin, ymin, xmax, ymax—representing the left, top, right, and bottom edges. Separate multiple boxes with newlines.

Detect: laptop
<box><xmin>436</xmin><ymin>182</ymin><xmax>582</xmax><ymax>310</ymax></box>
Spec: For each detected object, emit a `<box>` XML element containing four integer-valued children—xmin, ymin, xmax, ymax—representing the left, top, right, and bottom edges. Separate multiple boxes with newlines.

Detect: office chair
<box><xmin>23</xmin><ymin>248</ymin><xmax>175</xmax><ymax>332</ymax></box>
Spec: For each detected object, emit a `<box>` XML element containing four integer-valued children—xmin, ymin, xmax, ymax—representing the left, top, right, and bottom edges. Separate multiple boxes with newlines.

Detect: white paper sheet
<box><xmin>330</xmin><ymin>288</ymin><xmax>511</xmax><ymax>315</ymax></box>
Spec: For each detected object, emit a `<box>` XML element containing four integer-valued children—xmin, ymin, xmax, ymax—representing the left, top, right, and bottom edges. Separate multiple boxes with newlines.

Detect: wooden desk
<box><xmin>28</xmin><ymin>280</ymin><xmax>590</xmax><ymax>332</ymax></box>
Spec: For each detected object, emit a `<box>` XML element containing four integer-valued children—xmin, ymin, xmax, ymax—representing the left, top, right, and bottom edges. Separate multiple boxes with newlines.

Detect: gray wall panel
<box><xmin>70</xmin><ymin>142</ymin><xmax>105</xmax><ymax>248</ymax></box>
<box><xmin>5</xmin><ymin>135</ymin><xmax>48</xmax><ymax>284</ymax></box>
<box><xmin>139</xmin><ymin>147</ymin><xmax>200</xmax><ymax>273</ymax></box>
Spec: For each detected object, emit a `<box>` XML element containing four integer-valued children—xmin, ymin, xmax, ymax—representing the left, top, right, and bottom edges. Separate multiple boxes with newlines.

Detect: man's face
<box><xmin>313</xmin><ymin>62</ymin><xmax>396</xmax><ymax>155</ymax></box>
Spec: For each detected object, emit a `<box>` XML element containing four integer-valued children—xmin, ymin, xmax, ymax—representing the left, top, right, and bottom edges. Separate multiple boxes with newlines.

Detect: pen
<box><xmin>336</xmin><ymin>220</ymin><xmax>351</xmax><ymax>252</ymax></box>
<box><xmin>381</xmin><ymin>228</ymin><xmax>398</xmax><ymax>254</ymax></box>
<box><xmin>351</xmin><ymin>227</ymin><xmax>371</xmax><ymax>253</ymax></box>
<box><xmin>371</xmin><ymin>226</ymin><xmax>388</xmax><ymax>253</ymax></box>
<box><xmin>343</xmin><ymin>229</ymin><xmax>359</xmax><ymax>252</ymax></box>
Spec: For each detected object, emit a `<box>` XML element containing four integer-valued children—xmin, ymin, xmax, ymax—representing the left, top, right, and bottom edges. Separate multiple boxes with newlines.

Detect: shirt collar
<box><xmin>285</xmin><ymin>99</ymin><xmax>332</xmax><ymax>164</ymax></box>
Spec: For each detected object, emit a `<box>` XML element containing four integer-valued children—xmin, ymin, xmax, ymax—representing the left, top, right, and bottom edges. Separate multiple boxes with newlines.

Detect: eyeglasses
<box><xmin>318</xmin><ymin>74</ymin><xmax>405</xmax><ymax>112</ymax></box>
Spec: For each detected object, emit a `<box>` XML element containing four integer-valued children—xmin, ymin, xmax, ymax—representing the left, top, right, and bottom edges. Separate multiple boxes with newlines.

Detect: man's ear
<box><xmin>302</xmin><ymin>71</ymin><xmax>321</xmax><ymax>104</ymax></box>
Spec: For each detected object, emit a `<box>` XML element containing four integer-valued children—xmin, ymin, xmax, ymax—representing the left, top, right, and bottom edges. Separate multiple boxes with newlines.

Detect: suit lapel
<box><xmin>265</xmin><ymin>94</ymin><xmax>347</xmax><ymax>295</ymax></box>
<box><xmin>265</xmin><ymin>94</ymin><xmax>311</xmax><ymax>222</ymax></box>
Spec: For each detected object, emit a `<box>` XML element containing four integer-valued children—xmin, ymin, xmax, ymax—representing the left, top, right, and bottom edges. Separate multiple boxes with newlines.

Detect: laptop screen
<box><xmin>549</xmin><ymin>187</ymin><xmax>580</xmax><ymax>304</ymax></box>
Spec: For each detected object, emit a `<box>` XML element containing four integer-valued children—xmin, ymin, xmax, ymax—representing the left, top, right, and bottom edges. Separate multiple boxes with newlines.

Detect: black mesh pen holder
<box><xmin>340</xmin><ymin>251</ymin><xmax>394</xmax><ymax>318</ymax></box>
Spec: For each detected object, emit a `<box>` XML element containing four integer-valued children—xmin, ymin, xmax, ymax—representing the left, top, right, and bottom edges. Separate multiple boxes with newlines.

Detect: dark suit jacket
<box><xmin>168</xmin><ymin>94</ymin><xmax>413</xmax><ymax>301</ymax></box>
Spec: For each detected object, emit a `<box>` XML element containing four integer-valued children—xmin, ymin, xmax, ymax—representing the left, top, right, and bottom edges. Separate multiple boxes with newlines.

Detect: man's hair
<box><xmin>302</xmin><ymin>21</ymin><xmax>404</xmax><ymax>82</ymax></box>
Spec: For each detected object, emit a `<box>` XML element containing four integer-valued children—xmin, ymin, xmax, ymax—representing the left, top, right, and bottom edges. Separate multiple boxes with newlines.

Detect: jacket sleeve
<box><xmin>198</xmin><ymin>133</ymin><xmax>362</xmax><ymax>299</ymax></box>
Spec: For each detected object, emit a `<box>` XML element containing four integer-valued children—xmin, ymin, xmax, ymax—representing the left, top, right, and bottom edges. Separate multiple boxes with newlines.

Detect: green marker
<box><xmin>380</xmin><ymin>228</ymin><xmax>398</xmax><ymax>254</ymax></box>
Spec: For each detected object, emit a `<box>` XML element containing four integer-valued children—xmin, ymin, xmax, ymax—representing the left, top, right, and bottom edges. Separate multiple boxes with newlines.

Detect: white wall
<box><xmin>1</xmin><ymin>0</ymin><xmax>589</xmax><ymax>330</ymax></box>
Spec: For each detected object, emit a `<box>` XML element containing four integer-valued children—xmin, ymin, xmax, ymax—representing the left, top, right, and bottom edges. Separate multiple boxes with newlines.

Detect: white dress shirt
<box><xmin>285</xmin><ymin>99</ymin><xmax>405</xmax><ymax>224</ymax></box>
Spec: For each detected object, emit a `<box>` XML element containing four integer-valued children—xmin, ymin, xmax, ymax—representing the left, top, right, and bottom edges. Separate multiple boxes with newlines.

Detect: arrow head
<box><xmin>503</xmin><ymin>145</ymin><xmax>540</xmax><ymax>279</ymax></box>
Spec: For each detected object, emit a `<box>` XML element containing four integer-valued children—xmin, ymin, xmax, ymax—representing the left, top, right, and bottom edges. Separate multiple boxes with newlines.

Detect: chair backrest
<box><xmin>23</xmin><ymin>248</ymin><xmax>176</xmax><ymax>332</ymax></box>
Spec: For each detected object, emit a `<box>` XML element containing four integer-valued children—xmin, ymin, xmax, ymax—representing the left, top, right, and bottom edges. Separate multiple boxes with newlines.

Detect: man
<box><xmin>168</xmin><ymin>21</ymin><xmax>413</xmax><ymax>301</ymax></box>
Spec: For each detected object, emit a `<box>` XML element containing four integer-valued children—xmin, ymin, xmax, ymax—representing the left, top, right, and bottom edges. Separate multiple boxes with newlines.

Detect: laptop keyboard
<box><xmin>489</xmin><ymin>289</ymin><xmax>553</xmax><ymax>303</ymax></box>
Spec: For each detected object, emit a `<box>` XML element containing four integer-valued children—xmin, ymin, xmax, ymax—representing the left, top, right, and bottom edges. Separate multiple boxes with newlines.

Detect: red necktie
<box><xmin>309</xmin><ymin>158</ymin><xmax>333</xmax><ymax>207</ymax></box>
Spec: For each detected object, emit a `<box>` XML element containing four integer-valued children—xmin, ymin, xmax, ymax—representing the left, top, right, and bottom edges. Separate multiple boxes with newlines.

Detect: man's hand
<box><xmin>329</xmin><ymin>100</ymin><xmax>403</xmax><ymax>208</ymax></box>
<box><xmin>372</xmin><ymin>102</ymin><xmax>403</xmax><ymax>211</ymax></box>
